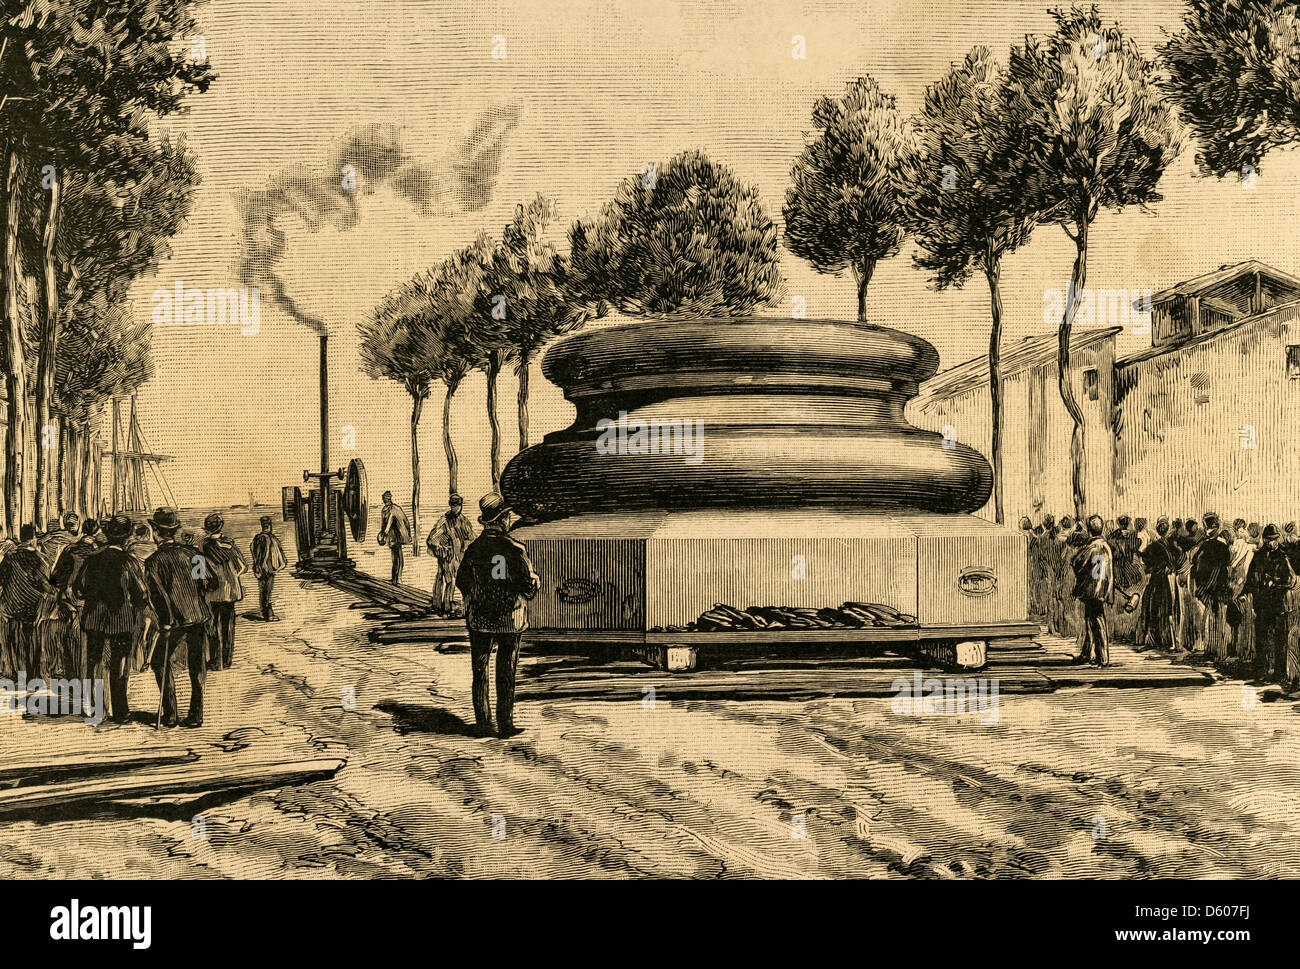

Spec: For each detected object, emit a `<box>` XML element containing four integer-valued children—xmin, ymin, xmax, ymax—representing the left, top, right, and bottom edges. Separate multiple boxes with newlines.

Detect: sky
<box><xmin>125</xmin><ymin>0</ymin><xmax>1300</xmax><ymax>517</ymax></box>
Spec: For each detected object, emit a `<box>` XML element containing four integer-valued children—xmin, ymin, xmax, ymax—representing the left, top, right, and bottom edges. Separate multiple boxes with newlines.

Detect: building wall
<box><xmin>907</xmin><ymin>337</ymin><xmax>1117</xmax><ymax>523</ymax></box>
<box><xmin>1113</xmin><ymin>302</ymin><xmax>1300</xmax><ymax>522</ymax></box>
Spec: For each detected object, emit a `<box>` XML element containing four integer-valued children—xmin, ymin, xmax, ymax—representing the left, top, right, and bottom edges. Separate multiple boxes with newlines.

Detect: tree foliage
<box><xmin>569</xmin><ymin>149</ymin><xmax>783</xmax><ymax>319</ymax></box>
<box><xmin>1161</xmin><ymin>0</ymin><xmax>1300</xmax><ymax>177</ymax></box>
<box><xmin>784</xmin><ymin>75</ymin><xmax>912</xmax><ymax>321</ymax></box>
<box><xmin>905</xmin><ymin>49</ymin><xmax>1033</xmax><ymax>289</ymax></box>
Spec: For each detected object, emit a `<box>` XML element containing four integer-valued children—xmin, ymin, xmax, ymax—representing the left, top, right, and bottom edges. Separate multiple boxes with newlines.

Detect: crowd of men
<box><xmin>1021</xmin><ymin>512</ymin><xmax>1300</xmax><ymax>683</ymax></box>
<box><xmin>0</xmin><ymin>508</ymin><xmax>287</xmax><ymax>726</ymax></box>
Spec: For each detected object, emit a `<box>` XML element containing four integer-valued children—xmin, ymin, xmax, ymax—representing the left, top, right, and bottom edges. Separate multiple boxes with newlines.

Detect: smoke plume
<box><xmin>234</xmin><ymin>104</ymin><xmax>522</xmax><ymax>334</ymax></box>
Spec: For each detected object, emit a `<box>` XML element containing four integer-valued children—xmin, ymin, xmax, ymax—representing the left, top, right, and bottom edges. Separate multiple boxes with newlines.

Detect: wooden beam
<box><xmin>0</xmin><ymin>757</ymin><xmax>346</xmax><ymax>816</ymax></box>
<box><xmin>0</xmin><ymin>747</ymin><xmax>196</xmax><ymax>787</ymax></box>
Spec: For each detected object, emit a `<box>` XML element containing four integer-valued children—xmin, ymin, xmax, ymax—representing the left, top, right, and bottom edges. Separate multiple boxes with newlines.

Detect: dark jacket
<box><xmin>1190</xmin><ymin>534</ymin><xmax>1232</xmax><ymax>603</ymax></box>
<box><xmin>200</xmin><ymin>535</ymin><xmax>248</xmax><ymax>602</ymax></box>
<box><xmin>456</xmin><ymin>528</ymin><xmax>539</xmax><ymax>633</ymax></box>
<box><xmin>0</xmin><ymin>546</ymin><xmax>52</xmax><ymax>621</ymax></box>
<box><xmin>52</xmin><ymin>538</ymin><xmax>99</xmax><ymax>602</ymax></box>
<box><xmin>1071</xmin><ymin>537</ymin><xmax>1121</xmax><ymax>604</ymax></box>
<box><xmin>379</xmin><ymin>503</ymin><xmax>412</xmax><ymax>547</ymax></box>
<box><xmin>251</xmin><ymin>532</ymin><xmax>287</xmax><ymax>575</ymax></box>
<box><xmin>146</xmin><ymin>540</ymin><xmax>211</xmax><ymax>628</ymax></box>
<box><xmin>1141</xmin><ymin>536</ymin><xmax>1185</xmax><ymax>577</ymax></box>
<box><xmin>1244</xmin><ymin>544</ymin><xmax>1296</xmax><ymax>609</ymax></box>
<box><xmin>74</xmin><ymin>545</ymin><xmax>149</xmax><ymax>635</ymax></box>
<box><xmin>39</xmin><ymin>530</ymin><xmax>75</xmax><ymax>570</ymax></box>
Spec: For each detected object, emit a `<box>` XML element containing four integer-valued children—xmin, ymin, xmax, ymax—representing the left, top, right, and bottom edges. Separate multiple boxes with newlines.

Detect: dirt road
<box><xmin>1</xmin><ymin>512</ymin><xmax>1297</xmax><ymax>878</ymax></box>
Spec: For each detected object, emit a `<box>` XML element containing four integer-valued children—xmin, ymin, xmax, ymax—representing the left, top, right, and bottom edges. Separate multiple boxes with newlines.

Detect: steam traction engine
<box><xmin>283</xmin><ymin>459</ymin><xmax>368</xmax><ymax>569</ymax></box>
<box><xmin>499</xmin><ymin>317</ymin><xmax>1037</xmax><ymax>671</ymax></box>
<box><xmin>280</xmin><ymin>328</ymin><xmax>370</xmax><ymax>570</ymax></box>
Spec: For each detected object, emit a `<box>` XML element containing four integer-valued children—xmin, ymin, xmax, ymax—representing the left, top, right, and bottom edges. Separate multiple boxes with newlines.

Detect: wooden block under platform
<box><xmin>916</xmin><ymin>639</ymin><xmax>987</xmax><ymax>671</ymax></box>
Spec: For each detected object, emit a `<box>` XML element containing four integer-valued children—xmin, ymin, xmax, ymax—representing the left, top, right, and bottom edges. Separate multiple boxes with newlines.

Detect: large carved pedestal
<box><xmin>501</xmin><ymin>317</ymin><xmax>1035</xmax><ymax>671</ymax></box>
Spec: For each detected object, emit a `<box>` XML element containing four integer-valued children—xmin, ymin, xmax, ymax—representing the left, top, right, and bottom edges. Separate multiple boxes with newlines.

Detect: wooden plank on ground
<box><xmin>0</xmin><ymin>747</ymin><xmax>198</xmax><ymax>787</ymax></box>
<box><xmin>0</xmin><ymin>757</ymin><xmax>346</xmax><ymax>816</ymax></box>
<box><xmin>515</xmin><ymin>667</ymin><xmax>1056</xmax><ymax>702</ymax></box>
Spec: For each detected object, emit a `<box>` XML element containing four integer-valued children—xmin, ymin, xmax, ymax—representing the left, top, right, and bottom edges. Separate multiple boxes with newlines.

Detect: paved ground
<box><xmin>1</xmin><ymin>511</ymin><xmax>1297</xmax><ymax>878</ymax></box>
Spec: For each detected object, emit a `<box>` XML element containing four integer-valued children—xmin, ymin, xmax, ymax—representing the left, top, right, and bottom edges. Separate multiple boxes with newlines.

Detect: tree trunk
<box><xmin>985</xmin><ymin>252</ymin><xmax>1005</xmax><ymax>525</ymax></box>
<box><xmin>79</xmin><ymin>420</ymin><xmax>92</xmax><ymax>518</ymax></box>
<box><xmin>852</xmin><ymin>258</ymin><xmax>876</xmax><ymax>323</ymax></box>
<box><xmin>409</xmin><ymin>389</ymin><xmax>425</xmax><ymax>557</ymax></box>
<box><xmin>1057</xmin><ymin>217</ymin><xmax>1089</xmax><ymax>519</ymax></box>
<box><xmin>442</xmin><ymin>377</ymin><xmax>460</xmax><ymax>498</ymax></box>
<box><xmin>486</xmin><ymin>352</ymin><xmax>502</xmax><ymax>489</ymax></box>
<box><xmin>34</xmin><ymin>166</ymin><xmax>60</xmax><ymax>530</ymax></box>
<box><xmin>2</xmin><ymin>144</ymin><xmax>26</xmax><ymax>535</ymax></box>
<box><xmin>65</xmin><ymin>421</ymin><xmax>78</xmax><ymax>517</ymax></box>
<box><xmin>517</xmin><ymin>352</ymin><xmax>530</xmax><ymax>451</ymax></box>
<box><xmin>55</xmin><ymin>415</ymin><xmax>65</xmax><ymax>518</ymax></box>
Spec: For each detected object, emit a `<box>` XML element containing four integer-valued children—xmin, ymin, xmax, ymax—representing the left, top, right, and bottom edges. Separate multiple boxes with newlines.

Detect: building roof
<box><xmin>1117</xmin><ymin>295</ymin><xmax>1300</xmax><ymax>367</ymax></box>
<box><xmin>914</xmin><ymin>327</ymin><xmax>1122</xmax><ymax>403</ymax></box>
<box><xmin>1150</xmin><ymin>259</ymin><xmax>1300</xmax><ymax>305</ymax></box>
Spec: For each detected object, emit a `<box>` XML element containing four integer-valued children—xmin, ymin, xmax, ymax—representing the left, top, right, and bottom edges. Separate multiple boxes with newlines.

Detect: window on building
<box><xmin>1190</xmin><ymin>371</ymin><xmax>1211</xmax><ymax>404</ymax></box>
<box><xmin>1288</xmin><ymin>345</ymin><xmax>1300</xmax><ymax>379</ymax></box>
<box><xmin>1082</xmin><ymin>368</ymin><xmax>1099</xmax><ymax>401</ymax></box>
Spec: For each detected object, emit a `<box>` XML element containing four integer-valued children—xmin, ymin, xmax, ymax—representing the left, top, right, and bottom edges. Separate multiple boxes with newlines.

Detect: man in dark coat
<box><xmin>0</xmin><ymin>524</ymin><xmax>53</xmax><ymax>678</ymax></box>
<box><xmin>1242</xmin><ymin>524</ymin><xmax>1297</xmax><ymax>683</ymax></box>
<box><xmin>200</xmin><ymin>513</ymin><xmax>248</xmax><ymax>670</ymax></box>
<box><xmin>1137</xmin><ymin>517</ymin><xmax>1185</xmax><ymax>651</ymax></box>
<box><xmin>250</xmin><ymin>516</ymin><xmax>287</xmax><ymax>621</ymax></box>
<box><xmin>1190</xmin><ymin>513</ymin><xmax>1233</xmax><ymax>658</ymax></box>
<box><xmin>456</xmin><ymin>493</ymin><xmax>539</xmax><ymax>737</ymax></box>
<box><xmin>74</xmin><ymin>515</ymin><xmax>148</xmax><ymax>723</ymax></box>
<box><xmin>1285</xmin><ymin>522</ymin><xmax>1300</xmax><ymax>572</ymax></box>
<box><xmin>378</xmin><ymin>491</ymin><xmax>412</xmax><ymax>585</ymax></box>
<box><xmin>145</xmin><ymin>507</ymin><xmax>210</xmax><ymax>727</ymax></box>
<box><xmin>52</xmin><ymin>518</ymin><xmax>102</xmax><ymax>680</ymax></box>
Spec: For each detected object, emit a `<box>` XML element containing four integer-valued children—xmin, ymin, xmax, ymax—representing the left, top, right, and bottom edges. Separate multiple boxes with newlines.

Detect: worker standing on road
<box><xmin>427</xmin><ymin>493</ymin><xmax>475</xmax><ymax>616</ymax></box>
<box><xmin>456</xmin><ymin>493</ymin><xmax>539</xmax><ymax>737</ymax></box>
<box><xmin>1071</xmin><ymin>515</ymin><xmax>1138</xmax><ymax>667</ymax></box>
<box><xmin>201</xmin><ymin>513</ymin><xmax>248</xmax><ymax>671</ymax></box>
<box><xmin>74</xmin><ymin>515</ymin><xmax>148</xmax><ymax>723</ymax></box>
<box><xmin>1241</xmin><ymin>524</ymin><xmax>1298</xmax><ymax>685</ymax></box>
<box><xmin>145</xmin><ymin>508</ymin><xmax>210</xmax><ymax>728</ymax></box>
<box><xmin>250</xmin><ymin>516</ymin><xmax>287</xmax><ymax>622</ymax></box>
<box><xmin>1190</xmin><ymin>513</ymin><xmax>1232</xmax><ymax>659</ymax></box>
<box><xmin>377</xmin><ymin>490</ymin><xmax>412</xmax><ymax>586</ymax></box>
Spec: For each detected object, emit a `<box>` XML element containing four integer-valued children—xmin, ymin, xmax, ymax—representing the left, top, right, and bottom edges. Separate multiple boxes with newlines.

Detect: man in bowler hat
<box><xmin>145</xmin><ymin>507</ymin><xmax>210</xmax><ymax>727</ymax></box>
<box><xmin>74</xmin><ymin>515</ymin><xmax>148</xmax><ymax>722</ymax></box>
<box><xmin>1242</xmin><ymin>524</ymin><xmax>1298</xmax><ymax>683</ymax></box>
<box><xmin>456</xmin><ymin>493</ymin><xmax>539</xmax><ymax>736</ymax></box>
<box><xmin>201</xmin><ymin>512</ymin><xmax>248</xmax><ymax>670</ymax></box>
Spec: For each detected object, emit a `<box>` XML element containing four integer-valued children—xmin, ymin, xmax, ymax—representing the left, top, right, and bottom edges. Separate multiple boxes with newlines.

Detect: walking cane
<box><xmin>153</xmin><ymin>623</ymin><xmax>170</xmax><ymax>730</ymax></box>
